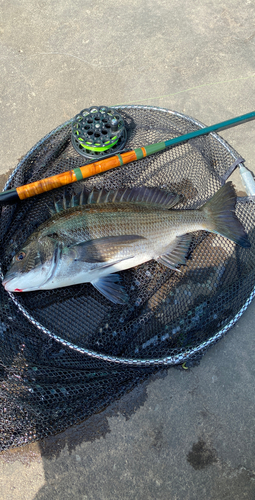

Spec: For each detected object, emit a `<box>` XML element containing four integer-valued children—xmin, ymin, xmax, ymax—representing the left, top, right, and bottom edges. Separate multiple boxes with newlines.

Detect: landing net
<box><xmin>1</xmin><ymin>105</ymin><xmax>254</xmax><ymax>449</ymax></box>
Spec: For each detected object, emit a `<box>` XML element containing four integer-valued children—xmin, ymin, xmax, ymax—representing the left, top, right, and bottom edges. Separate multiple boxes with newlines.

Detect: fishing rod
<box><xmin>1</xmin><ymin>110</ymin><xmax>255</xmax><ymax>205</ymax></box>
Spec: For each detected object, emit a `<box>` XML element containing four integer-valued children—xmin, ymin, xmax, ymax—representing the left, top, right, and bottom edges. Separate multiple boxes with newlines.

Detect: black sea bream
<box><xmin>3</xmin><ymin>183</ymin><xmax>250</xmax><ymax>304</ymax></box>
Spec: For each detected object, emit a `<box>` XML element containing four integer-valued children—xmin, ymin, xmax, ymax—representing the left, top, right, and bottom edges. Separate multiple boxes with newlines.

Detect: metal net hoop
<box><xmin>2</xmin><ymin>105</ymin><xmax>255</xmax><ymax>367</ymax></box>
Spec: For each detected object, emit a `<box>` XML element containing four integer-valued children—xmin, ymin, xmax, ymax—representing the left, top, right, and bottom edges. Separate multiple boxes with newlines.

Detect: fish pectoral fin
<box><xmin>72</xmin><ymin>235</ymin><xmax>146</xmax><ymax>263</ymax></box>
<box><xmin>91</xmin><ymin>274</ymin><xmax>129</xmax><ymax>304</ymax></box>
<box><xmin>156</xmin><ymin>234</ymin><xmax>192</xmax><ymax>270</ymax></box>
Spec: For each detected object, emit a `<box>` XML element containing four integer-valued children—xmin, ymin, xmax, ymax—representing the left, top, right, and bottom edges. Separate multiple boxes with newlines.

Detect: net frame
<box><xmin>1</xmin><ymin>104</ymin><xmax>254</xmax><ymax>367</ymax></box>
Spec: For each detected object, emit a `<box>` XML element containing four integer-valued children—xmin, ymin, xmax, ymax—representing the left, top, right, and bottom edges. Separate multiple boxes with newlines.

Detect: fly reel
<box><xmin>71</xmin><ymin>106</ymin><xmax>127</xmax><ymax>159</ymax></box>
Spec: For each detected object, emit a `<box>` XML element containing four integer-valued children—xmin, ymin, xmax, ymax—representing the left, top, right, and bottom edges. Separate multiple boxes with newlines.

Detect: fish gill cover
<box><xmin>0</xmin><ymin>105</ymin><xmax>255</xmax><ymax>450</ymax></box>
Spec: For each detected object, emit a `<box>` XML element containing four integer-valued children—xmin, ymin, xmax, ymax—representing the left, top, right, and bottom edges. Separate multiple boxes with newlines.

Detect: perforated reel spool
<box><xmin>71</xmin><ymin>106</ymin><xmax>127</xmax><ymax>159</ymax></box>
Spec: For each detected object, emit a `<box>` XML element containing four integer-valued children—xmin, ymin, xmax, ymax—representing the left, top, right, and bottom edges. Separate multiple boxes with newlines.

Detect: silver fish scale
<box><xmin>41</xmin><ymin>204</ymin><xmax>207</xmax><ymax>251</ymax></box>
<box><xmin>0</xmin><ymin>105</ymin><xmax>254</xmax><ymax>451</ymax></box>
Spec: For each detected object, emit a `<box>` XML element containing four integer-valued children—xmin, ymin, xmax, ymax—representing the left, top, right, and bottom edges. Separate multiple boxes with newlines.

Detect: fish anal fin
<box><xmin>156</xmin><ymin>234</ymin><xmax>192</xmax><ymax>270</ymax></box>
<box><xmin>73</xmin><ymin>235</ymin><xmax>146</xmax><ymax>263</ymax></box>
<box><xmin>91</xmin><ymin>274</ymin><xmax>129</xmax><ymax>304</ymax></box>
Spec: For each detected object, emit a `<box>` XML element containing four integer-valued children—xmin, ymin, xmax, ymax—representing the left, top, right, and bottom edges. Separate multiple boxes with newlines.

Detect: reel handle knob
<box><xmin>111</xmin><ymin>118</ymin><xmax>119</xmax><ymax>132</ymax></box>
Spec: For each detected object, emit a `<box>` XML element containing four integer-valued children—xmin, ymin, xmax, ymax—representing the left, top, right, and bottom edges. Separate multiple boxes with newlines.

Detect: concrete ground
<box><xmin>1</xmin><ymin>0</ymin><xmax>255</xmax><ymax>498</ymax></box>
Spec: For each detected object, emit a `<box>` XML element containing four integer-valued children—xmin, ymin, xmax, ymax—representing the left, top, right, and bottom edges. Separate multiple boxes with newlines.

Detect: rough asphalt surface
<box><xmin>1</xmin><ymin>1</ymin><xmax>255</xmax><ymax>498</ymax></box>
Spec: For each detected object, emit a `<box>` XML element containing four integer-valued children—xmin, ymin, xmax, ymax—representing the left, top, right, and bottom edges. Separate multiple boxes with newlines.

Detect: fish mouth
<box><xmin>2</xmin><ymin>273</ymin><xmax>38</xmax><ymax>293</ymax></box>
<box><xmin>2</xmin><ymin>275</ymin><xmax>16</xmax><ymax>291</ymax></box>
<box><xmin>2</xmin><ymin>244</ymin><xmax>62</xmax><ymax>293</ymax></box>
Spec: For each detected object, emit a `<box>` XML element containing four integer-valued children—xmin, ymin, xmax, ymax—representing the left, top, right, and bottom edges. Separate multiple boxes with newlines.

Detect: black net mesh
<box><xmin>1</xmin><ymin>105</ymin><xmax>255</xmax><ymax>450</ymax></box>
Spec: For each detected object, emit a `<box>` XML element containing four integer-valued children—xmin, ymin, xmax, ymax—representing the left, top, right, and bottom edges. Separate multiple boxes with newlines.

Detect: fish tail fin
<box><xmin>201</xmin><ymin>182</ymin><xmax>250</xmax><ymax>248</ymax></box>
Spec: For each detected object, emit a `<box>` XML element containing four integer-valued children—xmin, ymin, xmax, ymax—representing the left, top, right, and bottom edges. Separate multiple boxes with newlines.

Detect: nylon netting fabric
<box><xmin>1</xmin><ymin>105</ymin><xmax>255</xmax><ymax>450</ymax></box>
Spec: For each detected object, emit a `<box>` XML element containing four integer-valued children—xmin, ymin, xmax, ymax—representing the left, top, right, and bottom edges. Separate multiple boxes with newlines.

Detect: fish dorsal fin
<box><xmin>87</xmin><ymin>187</ymin><xmax>179</xmax><ymax>209</ymax></box>
<box><xmin>49</xmin><ymin>186</ymin><xmax>179</xmax><ymax>215</ymax></box>
<box><xmin>49</xmin><ymin>188</ymin><xmax>88</xmax><ymax>215</ymax></box>
<box><xmin>156</xmin><ymin>234</ymin><xmax>192</xmax><ymax>270</ymax></box>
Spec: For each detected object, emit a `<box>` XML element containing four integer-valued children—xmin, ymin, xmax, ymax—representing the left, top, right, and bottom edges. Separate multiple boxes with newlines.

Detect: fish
<box><xmin>2</xmin><ymin>182</ymin><xmax>250</xmax><ymax>304</ymax></box>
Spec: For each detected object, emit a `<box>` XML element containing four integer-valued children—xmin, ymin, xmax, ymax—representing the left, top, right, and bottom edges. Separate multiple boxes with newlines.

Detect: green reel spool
<box><xmin>71</xmin><ymin>106</ymin><xmax>127</xmax><ymax>159</ymax></box>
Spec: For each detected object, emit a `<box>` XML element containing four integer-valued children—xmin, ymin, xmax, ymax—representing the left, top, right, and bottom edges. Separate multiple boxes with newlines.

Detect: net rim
<box><xmin>2</xmin><ymin>104</ymin><xmax>251</xmax><ymax>366</ymax></box>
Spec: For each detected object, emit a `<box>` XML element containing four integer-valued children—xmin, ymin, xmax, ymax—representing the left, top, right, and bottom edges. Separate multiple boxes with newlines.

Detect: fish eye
<box><xmin>15</xmin><ymin>251</ymin><xmax>26</xmax><ymax>261</ymax></box>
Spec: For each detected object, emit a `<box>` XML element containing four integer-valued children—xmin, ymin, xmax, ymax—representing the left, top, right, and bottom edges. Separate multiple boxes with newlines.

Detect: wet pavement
<box><xmin>1</xmin><ymin>0</ymin><xmax>255</xmax><ymax>498</ymax></box>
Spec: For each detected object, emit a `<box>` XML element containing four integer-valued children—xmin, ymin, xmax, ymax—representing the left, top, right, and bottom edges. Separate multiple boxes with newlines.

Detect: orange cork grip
<box><xmin>16</xmin><ymin>150</ymin><xmax>138</xmax><ymax>200</ymax></box>
<box><xmin>79</xmin><ymin>156</ymin><xmax>120</xmax><ymax>178</ymax></box>
<box><xmin>79</xmin><ymin>151</ymin><xmax>138</xmax><ymax>178</ymax></box>
<box><xmin>121</xmin><ymin>150</ymin><xmax>139</xmax><ymax>163</ymax></box>
<box><xmin>16</xmin><ymin>170</ymin><xmax>77</xmax><ymax>200</ymax></box>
